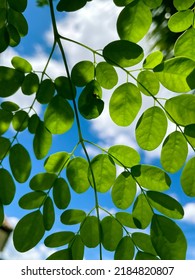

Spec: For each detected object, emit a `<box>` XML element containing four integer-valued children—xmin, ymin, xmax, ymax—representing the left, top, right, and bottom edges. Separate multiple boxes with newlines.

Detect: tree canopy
<box><xmin>0</xmin><ymin>0</ymin><xmax>195</xmax><ymax>260</ymax></box>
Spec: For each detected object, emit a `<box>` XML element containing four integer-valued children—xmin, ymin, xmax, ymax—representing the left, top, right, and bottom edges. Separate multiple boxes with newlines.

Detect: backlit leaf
<box><xmin>88</xmin><ymin>154</ymin><xmax>116</xmax><ymax>193</ymax></box>
<box><xmin>55</xmin><ymin>76</ymin><xmax>76</xmax><ymax>100</ymax></box>
<box><xmin>7</xmin><ymin>24</ymin><xmax>21</xmax><ymax>47</ymax></box>
<box><xmin>0</xmin><ymin>168</ymin><xmax>15</xmax><ymax>205</ymax></box>
<box><xmin>0</xmin><ymin>202</ymin><xmax>4</xmax><ymax>225</ymax></box>
<box><xmin>184</xmin><ymin>124</ymin><xmax>195</xmax><ymax>148</ymax></box>
<box><xmin>9</xmin><ymin>143</ymin><xmax>31</xmax><ymax>183</ymax></box>
<box><xmin>0</xmin><ymin>26</ymin><xmax>9</xmax><ymax>52</ymax></box>
<box><xmin>53</xmin><ymin>178</ymin><xmax>71</xmax><ymax>209</ymax></box>
<box><xmin>36</xmin><ymin>79</ymin><xmax>55</xmax><ymax>104</ymax></box>
<box><xmin>44</xmin><ymin>152</ymin><xmax>70</xmax><ymax>174</ymax></box>
<box><xmin>13</xmin><ymin>210</ymin><xmax>45</xmax><ymax>252</ymax></box>
<box><xmin>115</xmin><ymin>212</ymin><xmax>137</xmax><ymax>228</ymax></box>
<box><xmin>108</xmin><ymin>145</ymin><xmax>140</xmax><ymax>167</ymax></box>
<box><xmin>33</xmin><ymin>121</ymin><xmax>52</xmax><ymax>159</ymax></box>
<box><xmin>43</xmin><ymin>196</ymin><xmax>55</xmax><ymax>230</ymax></box>
<box><xmin>103</xmin><ymin>40</ymin><xmax>144</xmax><ymax>67</ymax></box>
<box><xmin>0</xmin><ymin>109</ymin><xmax>13</xmax><ymax>134</ymax></box>
<box><xmin>61</xmin><ymin>209</ymin><xmax>86</xmax><ymax>225</ymax></box>
<box><xmin>135</xmin><ymin>251</ymin><xmax>159</xmax><ymax>260</ymax></box>
<box><xmin>109</xmin><ymin>83</ymin><xmax>142</xmax><ymax>126</ymax></box>
<box><xmin>131</xmin><ymin>164</ymin><xmax>171</xmax><ymax>191</ymax></box>
<box><xmin>113</xmin><ymin>0</ymin><xmax>134</xmax><ymax>6</ymax></box>
<box><xmin>137</xmin><ymin>71</ymin><xmax>160</xmax><ymax>96</ymax></box>
<box><xmin>12</xmin><ymin>110</ymin><xmax>29</xmax><ymax>131</ymax></box>
<box><xmin>95</xmin><ymin>62</ymin><xmax>118</xmax><ymax>89</ymax></box>
<box><xmin>28</xmin><ymin>114</ymin><xmax>40</xmax><ymax>134</ymax></box>
<box><xmin>173</xmin><ymin>0</ymin><xmax>194</xmax><ymax>11</ymax></box>
<box><xmin>47</xmin><ymin>249</ymin><xmax>72</xmax><ymax>260</ymax></box>
<box><xmin>101</xmin><ymin>216</ymin><xmax>123</xmax><ymax>251</ymax></box>
<box><xmin>143</xmin><ymin>51</ymin><xmax>163</xmax><ymax>69</ymax></box>
<box><xmin>71</xmin><ymin>235</ymin><xmax>84</xmax><ymax>260</ymax></box>
<box><xmin>117</xmin><ymin>0</ymin><xmax>152</xmax><ymax>42</ymax></box>
<box><xmin>30</xmin><ymin>172</ymin><xmax>57</xmax><ymax>191</ymax></box>
<box><xmin>71</xmin><ymin>60</ymin><xmax>94</xmax><ymax>87</ymax></box>
<box><xmin>161</xmin><ymin>131</ymin><xmax>188</xmax><ymax>173</ymax></box>
<box><xmin>66</xmin><ymin>157</ymin><xmax>90</xmax><ymax>193</ymax></box>
<box><xmin>181</xmin><ymin>157</ymin><xmax>195</xmax><ymax>197</ymax></box>
<box><xmin>174</xmin><ymin>28</ymin><xmax>195</xmax><ymax>61</ymax></box>
<box><xmin>111</xmin><ymin>171</ymin><xmax>136</xmax><ymax>209</ymax></box>
<box><xmin>136</xmin><ymin>106</ymin><xmax>167</xmax><ymax>150</ymax></box>
<box><xmin>132</xmin><ymin>232</ymin><xmax>157</xmax><ymax>255</ymax></box>
<box><xmin>168</xmin><ymin>10</ymin><xmax>193</xmax><ymax>33</ymax></box>
<box><xmin>114</xmin><ymin>236</ymin><xmax>135</xmax><ymax>260</ymax></box>
<box><xmin>143</xmin><ymin>0</ymin><xmax>162</xmax><ymax>8</ymax></box>
<box><xmin>80</xmin><ymin>216</ymin><xmax>100</xmax><ymax>248</ymax></box>
<box><xmin>1</xmin><ymin>101</ymin><xmax>19</xmax><ymax>112</ymax></box>
<box><xmin>44</xmin><ymin>95</ymin><xmax>74</xmax><ymax>134</ymax></box>
<box><xmin>11</xmin><ymin>56</ymin><xmax>32</xmax><ymax>73</ymax></box>
<box><xmin>8</xmin><ymin>9</ymin><xmax>28</xmax><ymax>37</ymax></box>
<box><xmin>44</xmin><ymin>231</ymin><xmax>75</xmax><ymax>248</ymax></box>
<box><xmin>19</xmin><ymin>191</ymin><xmax>46</xmax><ymax>209</ymax></box>
<box><xmin>8</xmin><ymin>0</ymin><xmax>27</xmax><ymax>12</ymax></box>
<box><xmin>151</xmin><ymin>214</ymin><xmax>187</xmax><ymax>259</ymax></box>
<box><xmin>22</xmin><ymin>73</ymin><xmax>39</xmax><ymax>95</ymax></box>
<box><xmin>0</xmin><ymin>137</ymin><xmax>10</xmax><ymax>159</ymax></box>
<box><xmin>57</xmin><ymin>0</ymin><xmax>87</xmax><ymax>12</ymax></box>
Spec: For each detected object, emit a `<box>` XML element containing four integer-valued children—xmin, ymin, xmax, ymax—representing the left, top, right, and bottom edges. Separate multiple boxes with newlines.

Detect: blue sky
<box><xmin>0</xmin><ymin>0</ymin><xmax>195</xmax><ymax>260</ymax></box>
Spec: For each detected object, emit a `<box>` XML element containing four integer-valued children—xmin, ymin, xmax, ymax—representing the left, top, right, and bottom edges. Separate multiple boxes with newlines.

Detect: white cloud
<box><xmin>183</xmin><ymin>203</ymin><xmax>195</xmax><ymax>224</ymax></box>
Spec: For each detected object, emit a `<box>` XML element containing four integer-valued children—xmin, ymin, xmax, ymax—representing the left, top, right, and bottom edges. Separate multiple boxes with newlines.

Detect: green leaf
<box><xmin>47</xmin><ymin>249</ymin><xmax>72</xmax><ymax>260</ymax></box>
<box><xmin>33</xmin><ymin>121</ymin><xmax>52</xmax><ymax>159</ymax></box>
<box><xmin>109</xmin><ymin>83</ymin><xmax>142</xmax><ymax>126</ymax></box>
<box><xmin>165</xmin><ymin>94</ymin><xmax>195</xmax><ymax>126</ymax></box>
<box><xmin>117</xmin><ymin>0</ymin><xmax>152</xmax><ymax>43</ymax></box>
<box><xmin>61</xmin><ymin>209</ymin><xmax>86</xmax><ymax>225</ymax></box>
<box><xmin>66</xmin><ymin>157</ymin><xmax>90</xmax><ymax>193</ymax></box>
<box><xmin>181</xmin><ymin>157</ymin><xmax>195</xmax><ymax>197</ymax></box>
<box><xmin>57</xmin><ymin>0</ymin><xmax>87</xmax><ymax>12</ymax></box>
<box><xmin>108</xmin><ymin>145</ymin><xmax>140</xmax><ymax>167</ymax></box>
<box><xmin>151</xmin><ymin>214</ymin><xmax>187</xmax><ymax>260</ymax></box>
<box><xmin>0</xmin><ymin>8</ymin><xmax>6</xmax><ymax>28</ymax></box>
<box><xmin>19</xmin><ymin>191</ymin><xmax>46</xmax><ymax>209</ymax></box>
<box><xmin>0</xmin><ymin>26</ymin><xmax>9</xmax><ymax>53</ymax></box>
<box><xmin>173</xmin><ymin>0</ymin><xmax>194</xmax><ymax>11</ymax></box>
<box><xmin>136</xmin><ymin>106</ymin><xmax>167</xmax><ymax>150</ymax></box>
<box><xmin>8</xmin><ymin>0</ymin><xmax>27</xmax><ymax>12</ymax></box>
<box><xmin>184</xmin><ymin>124</ymin><xmax>195</xmax><ymax>147</ymax></box>
<box><xmin>54</xmin><ymin>76</ymin><xmax>76</xmax><ymax>100</ymax></box>
<box><xmin>44</xmin><ymin>95</ymin><xmax>74</xmax><ymax>134</ymax></box>
<box><xmin>88</xmin><ymin>154</ymin><xmax>116</xmax><ymax>193</ymax></box>
<box><xmin>135</xmin><ymin>251</ymin><xmax>159</xmax><ymax>260</ymax></box>
<box><xmin>44</xmin><ymin>152</ymin><xmax>70</xmax><ymax>174</ymax></box>
<box><xmin>0</xmin><ymin>168</ymin><xmax>15</xmax><ymax>205</ymax></box>
<box><xmin>0</xmin><ymin>202</ymin><xmax>4</xmax><ymax>225</ymax></box>
<box><xmin>43</xmin><ymin>196</ymin><xmax>55</xmax><ymax>230</ymax></box>
<box><xmin>8</xmin><ymin>9</ymin><xmax>28</xmax><ymax>37</ymax></box>
<box><xmin>111</xmin><ymin>171</ymin><xmax>136</xmax><ymax>209</ymax></box>
<box><xmin>154</xmin><ymin>57</ymin><xmax>195</xmax><ymax>93</ymax></box>
<box><xmin>115</xmin><ymin>212</ymin><xmax>137</xmax><ymax>228</ymax></box>
<box><xmin>101</xmin><ymin>216</ymin><xmax>123</xmax><ymax>251</ymax></box>
<box><xmin>30</xmin><ymin>172</ymin><xmax>57</xmax><ymax>191</ymax></box>
<box><xmin>0</xmin><ymin>137</ymin><xmax>10</xmax><ymax>159</ymax></box>
<box><xmin>132</xmin><ymin>232</ymin><xmax>157</xmax><ymax>255</ymax></box>
<box><xmin>0</xmin><ymin>66</ymin><xmax>24</xmax><ymax>97</ymax></box>
<box><xmin>28</xmin><ymin>114</ymin><xmax>40</xmax><ymax>134</ymax></box>
<box><xmin>114</xmin><ymin>236</ymin><xmax>135</xmax><ymax>260</ymax></box>
<box><xmin>103</xmin><ymin>40</ymin><xmax>144</xmax><ymax>67</ymax></box>
<box><xmin>53</xmin><ymin>178</ymin><xmax>71</xmax><ymax>209</ymax></box>
<box><xmin>1</xmin><ymin>101</ymin><xmax>19</xmax><ymax>112</ymax></box>
<box><xmin>131</xmin><ymin>164</ymin><xmax>171</xmax><ymax>191</ymax></box>
<box><xmin>0</xmin><ymin>109</ymin><xmax>13</xmax><ymax>134</ymax></box>
<box><xmin>71</xmin><ymin>235</ymin><xmax>84</xmax><ymax>260</ymax></box>
<box><xmin>9</xmin><ymin>143</ymin><xmax>31</xmax><ymax>183</ymax></box>
<box><xmin>80</xmin><ymin>216</ymin><xmax>100</xmax><ymax>248</ymax></box>
<box><xmin>44</xmin><ymin>231</ymin><xmax>75</xmax><ymax>248</ymax></box>
<box><xmin>7</xmin><ymin>24</ymin><xmax>21</xmax><ymax>47</ymax></box>
<box><xmin>36</xmin><ymin>79</ymin><xmax>55</xmax><ymax>104</ymax></box>
<box><xmin>137</xmin><ymin>71</ymin><xmax>160</xmax><ymax>96</ymax></box>
<box><xmin>174</xmin><ymin>28</ymin><xmax>195</xmax><ymax>61</ymax></box>
<box><xmin>22</xmin><ymin>73</ymin><xmax>39</xmax><ymax>95</ymax></box>
<box><xmin>71</xmin><ymin>60</ymin><xmax>94</xmax><ymax>87</ymax></box>
<box><xmin>168</xmin><ymin>10</ymin><xmax>193</xmax><ymax>33</ymax></box>
<box><xmin>113</xmin><ymin>0</ymin><xmax>134</xmax><ymax>6</ymax></box>
<box><xmin>95</xmin><ymin>62</ymin><xmax>118</xmax><ymax>89</ymax></box>
<box><xmin>143</xmin><ymin>0</ymin><xmax>162</xmax><ymax>8</ymax></box>
<box><xmin>132</xmin><ymin>193</ymin><xmax>153</xmax><ymax>229</ymax></box>
<box><xmin>11</xmin><ymin>56</ymin><xmax>32</xmax><ymax>73</ymax></box>
<box><xmin>13</xmin><ymin>210</ymin><xmax>45</xmax><ymax>252</ymax></box>
<box><xmin>143</xmin><ymin>51</ymin><xmax>163</xmax><ymax>69</ymax></box>
<box><xmin>161</xmin><ymin>131</ymin><xmax>188</xmax><ymax>173</ymax></box>
<box><xmin>12</xmin><ymin>110</ymin><xmax>29</xmax><ymax>131</ymax></box>
<box><xmin>147</xmin><ymin>191</ymin><xmax>184</xmax><ymax>219</ymax></box>
<box><xmin>78</xmin><ymin>80</ymin><xmax>104</xmax><ymax>120</ymax></box>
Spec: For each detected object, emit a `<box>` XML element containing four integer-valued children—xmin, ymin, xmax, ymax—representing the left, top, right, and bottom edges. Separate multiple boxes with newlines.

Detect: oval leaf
<box><xmin>0</xmin><ymin>168</ymin><xmax>15</xmax><ymax>205</ymax></box>
<box><xmin>71</xmin><ymin>60</ymin><xmax>94</xmax><ymax>87</ymax></box>
<box><xmin>80</xmin><ymin>216</ymin><xmax>100</xmax><ymax>248</ymax></box>
<box><xmin>174</xmin><ymin>28</ymin><xmax>195</xmax><ymax>61</ymax></box>
<box><xmin>36</xmin><ymin>79</ymin><xmax>55</xmax><ymax>104</ymax></box>
<box><xmin>33</xmin><ymin>121</ymin><xmax>52</xmax><ymax>159</ymax></box>
<box><xmin>54</xmin><ymin>76</ymin><xmax>76</xmax><ymax>100</ymax></box>
<box><xmin>181</xmin><ymin>157</ymin><xmax>195</xmax><ymax>197</ymax></box>
<box><xmin>44</xmin><ymin>151</ymin><xmax>70</xmax><ymax>174</ymax></box>
<box><xmin>143</xmin><ymin>50</ymin><xmax>163</xmax><ymax>69</ymax></box>
<box><xmin>0</xmin><ymin>109</ymin><xmax>13</xmax><ymax>134</ymax></box>
<box><xmin>30</xmin><ymin>172</ymin><xmax>57</xmax><ymax>191</ymax></box>
<box><xmin>44</xmin><ymin>231</ymin><xmax>75</xmax><ymax>248</ymax></box>
<box><xmin>12</xmin><ymin>110</ymin><xmax>29</xmax><ymax>131</ymax></box>
<box><xmin>114</xmin><ymin>236</ymin><xmax>135</xmax><ymax>260</ymax></box>
<box><xmin>168</xmin><ymin>10</ymin><xmax>193</xmax><ymax>33</ymax></box>
<box><xmin>19</xmin><ymin>191</ymin><xmax>46</xmax><ymax>210</ymax></box>
<box><xmin>53</xmin><ymin>178</ymin><xmax>71</xmax><ymax>209</ymax></box>
<box><xmin>132</xmin><ymin>232</ymin><xmax>157</xmax><ymax>255</ymax></box>
<box><xmin>43</xmin><ymin>196</ymin><xmax>55</xmax><ymax>231</ymax></box>
<box><xmin>137</xmin><ymin>71</ymin><xmax>160</xmax><ymax>96</ymax></box>
<box><xmin>95</xmin><ymin>62</ymin><xmax>118</xmax><ymax>89</ymax></box>
<box><xmin>0</xmin><ymin>137</ymin><xmax>10</xmax><ymax>159</ymax></box>
<box><xmin>108</xmin><ymin>145</ymin><xmax>140</xmax><ymax>167</ymax></box>
<box><xmin>61</xmin><ymin>209</ymin><xmax>86</xmax><ymax>225</ymax></box>
<box><xmin>11</xmin><ymin>56</ymin><xmax>32</xmax><ymax>73</ymax></box>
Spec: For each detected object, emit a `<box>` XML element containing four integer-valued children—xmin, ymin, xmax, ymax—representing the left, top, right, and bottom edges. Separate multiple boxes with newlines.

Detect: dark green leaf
<box><xmin>54</xmin><ymin>76</ymin><xmax>76</xmax><ymax>100</ymax></box>
<box><xmin>114</xmin><ymin>236</ymin><xmax>135</xmax><ymax>260</ymax></box>
<box><xmin>44</xmin><ymin>95</ymin><xmax>74</xmax><ymax>134</ymax></box>
<box><xmin>9</xmin><ymin>143</ymin><xmax>31</xmax><ymax>183</ymax></box>
<box><xmin>11</xmin><ymin>56</ymin><xmax>32</xmax><ymax>73</ymax></box>
<box><xmin>181</xmin><ymin>157</ymin><xmax>195</xmax><ymax>197</ymax></box>
<box><xmin>147</xmin><ymin>191</ymin><xmax>184</xmax><ymax>219</ymax></box>
<box><xmin>19</xmin><ymin>191</ymin><xmax>46</xmax><ymax>209</ymax></box>
<box><xmin>36</xmin><ymin>79</ymin><xmax>55</xmax><ymax>104</ymax></box>
<box><xmin>135</xmin><ymin>251</ymin><xmax>159</xmax><ymax>260</ymax></box>
<box><xmin>61</xmin><ymin>209</ymin><xmax>86</xmax><ymax>225</ymax></box>
<box><xmin>88</xmin><ymin>154</ymin><xmax>116</xmax><ymax>193</ymax></box>
<box><xmin>101</xmin><ymin>216</ymin><xmax>123</xmax><ymax>251</ymax></box>
<box><xmin>71</xmin><ymin>235</ymin><xmax>84</xmax><ymax>260</ymax></box>
<box><xmin>0</xmin><ymin>168</ymin><xmax>15</xmax><ymax>205</ymax></box>
<box><xmin>44</xmin><ymin>152</ymin><xmax>70</xmax><ymax>174</ymax></box>
<box><xmin>43</xmin><ymin>196</ymin><xmax>55</xmax><ymax>230</ymax></box>
<box><xmin>117</xmin><ymin>0</ymin><xmax>152</xmax><ymax>42</ymax></box>
<box><xmin>28</xmin><ymin>114</ymin><xmax>40</xmax><ymax>134</ymax></box>
<box><xmin>8</xmin><ymin>9</ymin><xmax>28</xmax><ymax>37</ymax></box>
<box><xmin>112</xmin><ymin>171</ymin><xmax>136</xmax><ymax>209</ymax></box>
<box><xmin>71</xmin><ymin>60</ymin><xmax>94</xmax><ymax>87</ymax></box>
<box><xmin>0</xmin><ymin>109</ymin><xmax>13</xmax><ymax>134</ymax></box>
<box><xmin>0</xmin><ymin>26</ymin><xmax>9</xmax><ymax>53</ymax></box>
<box><xmin>30</xmin><ymin>172</ymin><xmax>57</xmax><ymax>191</ymax></box>
<box><xmin>12</xmin><ymin>110</ymin><xmax>29</xmax><ymax>131</ymax></box>
<box><xmin>132</xmin><ymin>232</ymin><xmax>157</xmax><ymax>255</ymax></box>
<box><xmin>47</xmin><ymin>249</ymin><xmax>72</xmax><ymax>260</ymax></box>
<box><xmin>0</xmin><ymin>8</ymin><xmax>6</xmax><ymax>28</ymax></box>
<box><xmin>115</xmin><ymin>212</ymin><xmax>137</xmax><ymax>228</ymax></box>
<box><xmin>0</xmin><ymin>66</ymin><xmax>24</xmax><ymax>97</ymax></box>
<box><xmin>108</xmin><ymin>145</ymin><xmax>140</xmax><ymax>167</ymax></box>
<box><xmin>95</xmin><ymin>62</ymin><xmax>118</xmax><ymax>89</ymax></box>
<box><xmin>0</xmin><ymin>202</ymin><xmax>4</xmax><ymax>225</ymax></box>
<box><xmin>131</xmin><ymin>164</ymin><xmax>171</xmax><ymax>191</ymax></box>
<box><xmin>80</xmin><ymin>216</ymin><xmax>100</xmax><ymax>248</ymax></box>
<box><xmin>0</xmin><ymin>137</ymin><xmax>10</xmax><ymax>159</ymax></box>
<box><xmin>57</xmin><ymin>0</ymin><xmax>87</xmax><ymax>12</ymax></box>
<box><xmin>53</xmin><ymin>178</ymin><xmax>71</xmax><ymax>209</ymax></box>
<box><xmin>7</xmin><ymin>24</ymin><xmax>21</xmax><ymax>47</ymax></box>
<box><xmin>109</xmin><ymin>83</ymin><xmax>142</xmax><ymax>126</ymax></box>
<box><xmin>8</xmin><ymin>0</ymin><xmax>27</xmax><ymax>12</ymax></box>
<box><xmin>22</xmin><ymin>73</ymin><xmax>39</xmax><ymax>95</ymax></box>
<box><xmin>44</xmin><ymin>231</ymin><xmax>75</xmax><ymax>248</ymax></box>
<box><xmin>1</xmin><ymin>101</ymin><xmax>19</xmax><ymax>112</ymax></box>
<box><xmin>13</xmin><ymin>210</ymin><xmax>45</xmax><ymax>252</ymax></box>
<box><xmin>151</xmin><ymin>214</ymin><xmax>187</xmax><ymax>260</ymax></box>
<box><xmin>33</xmin><ymin>121</ymin><xmax>52</xmax><ymax>159</ymax></box>
<box><xmin>66</xmin><ymin>157</ymin><xmax>90</xmax><ymax>193</ymax></box>
<box><xmin>103</xmin><ymin>40</ymin><xmax>144</xmax><ymax>67</ymax></box>
<box><xmin>113</xmin><ymin>0</ymin><xmax>134</xmax><ymax>6</ymax></box>
<box><xmin>184</xmin><ymin>124</ymin><xmax>195</xmax><ymax>147</ymax></box>
<box><xmin>143</xmin><ymin>0</ymin><xmax>162</xmax><ymax>8</ymax></box>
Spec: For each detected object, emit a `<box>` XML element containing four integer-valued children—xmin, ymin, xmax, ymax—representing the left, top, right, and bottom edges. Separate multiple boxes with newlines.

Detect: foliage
<box><xmin>0</xmin><ymin>0</ymin><xmax>195</xmax><ymax>260</ymax></box>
